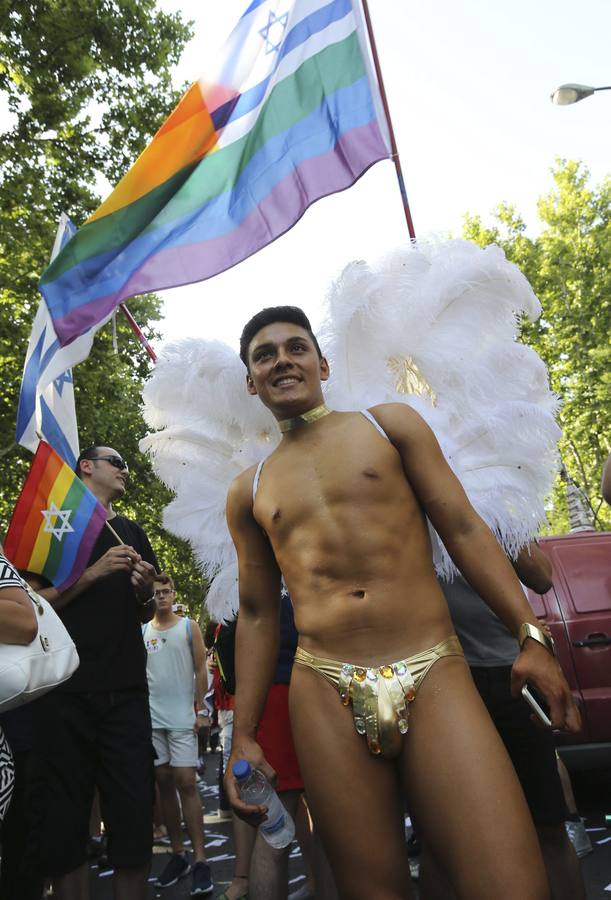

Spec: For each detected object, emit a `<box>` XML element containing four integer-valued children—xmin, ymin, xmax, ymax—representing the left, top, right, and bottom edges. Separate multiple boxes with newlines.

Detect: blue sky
<box><xmin>156</xmin><ymin>0</ymin><xmax>611</xmax><ymax>349</ymax></box>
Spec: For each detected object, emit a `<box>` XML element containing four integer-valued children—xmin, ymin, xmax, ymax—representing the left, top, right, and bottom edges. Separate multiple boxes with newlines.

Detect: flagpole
<box><xmin>118</xmin><ymin>303</ymin><xmax>157</xmax><ymax>363</ymax></box>
<box><xmin>105</xmin><ymin>520</ymin><xmax>126</xmax><ymax>545</ymax></box>
<box><xmin>359</xmin><ymin>0</ymin><xmax>416</xmax><ymax>242</ymax></box>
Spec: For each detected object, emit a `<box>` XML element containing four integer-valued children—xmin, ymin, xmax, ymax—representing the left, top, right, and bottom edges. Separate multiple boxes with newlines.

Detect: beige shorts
<box><xmin>152</xmin><ymin>728</ymin><xmax>198</xmax><ymax>768</ymax></box>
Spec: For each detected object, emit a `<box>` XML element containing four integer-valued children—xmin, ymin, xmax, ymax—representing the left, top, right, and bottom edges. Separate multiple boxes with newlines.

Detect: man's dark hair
<box><xmin>239</xmin><ymin>306</ymin><xmax>322</xmax><ymax>368</ymax></box>
<box><xmin>75</xmin><ymin>445</ymin><xmax>105</xmax><ymax>478</ymax></box>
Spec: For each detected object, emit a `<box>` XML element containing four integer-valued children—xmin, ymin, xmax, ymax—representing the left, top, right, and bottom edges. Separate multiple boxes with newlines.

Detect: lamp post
<box><xmin>550</xmin><ymin>83</ymin><xmax>611</xmax><ymax>105</ymax></box>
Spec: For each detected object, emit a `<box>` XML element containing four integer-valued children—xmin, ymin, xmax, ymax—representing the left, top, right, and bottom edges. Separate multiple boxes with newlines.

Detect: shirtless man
<box><xmin>224</xmin><ymin>306</ymin><xmax>580</xmax><ymax>900</ymax></box>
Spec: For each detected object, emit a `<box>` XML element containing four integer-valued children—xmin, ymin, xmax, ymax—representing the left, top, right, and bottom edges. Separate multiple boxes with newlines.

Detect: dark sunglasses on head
<box><xmin>90</xmin><ymin>455</ymin><xmax>129</xmax><ymax>471</ymax></box>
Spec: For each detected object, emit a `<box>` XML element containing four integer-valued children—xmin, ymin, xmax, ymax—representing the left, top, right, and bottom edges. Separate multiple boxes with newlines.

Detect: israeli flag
<box><xmin>16</xmin><ymin>214</ymin><xmax>100</xmax><ymax>467</ymax></box>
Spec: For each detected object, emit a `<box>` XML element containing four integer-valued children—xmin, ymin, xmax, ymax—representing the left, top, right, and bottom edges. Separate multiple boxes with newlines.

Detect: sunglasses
<box><xmin>89</xmin><ymin>455</ymin><xmax>129</xmax><ymax>471</ymax></box>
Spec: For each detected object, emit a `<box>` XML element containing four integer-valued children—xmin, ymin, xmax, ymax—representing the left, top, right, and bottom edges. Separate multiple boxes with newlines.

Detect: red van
<box><xmin>525</xmin><ymin>530</ymin><xmax>611</xmax><ymax>769</ymax></box>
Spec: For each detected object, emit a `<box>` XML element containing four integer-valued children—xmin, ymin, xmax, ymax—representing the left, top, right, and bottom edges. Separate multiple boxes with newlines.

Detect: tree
<box><xmin>463</xmin><ymin>160</ymin><xmax>611</xmax><ymax>533</ymax></box>
<box><xmin>0</xmin><ymin>1</ymin><xmax>209</xmax><ymax>613</ymax></box>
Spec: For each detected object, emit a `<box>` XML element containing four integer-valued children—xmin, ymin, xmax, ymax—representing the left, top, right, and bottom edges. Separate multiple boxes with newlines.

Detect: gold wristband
<box><xmin>519</xmin><ymin>622</ymin><xmax>555</xmax><ymax>656</ymax></box>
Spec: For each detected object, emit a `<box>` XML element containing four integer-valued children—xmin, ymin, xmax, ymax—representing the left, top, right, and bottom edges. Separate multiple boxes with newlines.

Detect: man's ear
<box><xmin>246</xmin><ymin>373</ymin><xmax>258</xmax><ymax>395</ymax></box>
<box><xmin>319</xmin><ymin>356</ymin><xmax>330</xmax><ymax>382</ymax></box>
<box><xmin>79</xmin><ymin>459</ymin><xmax>93</xmax><ymax>477</ymax></box>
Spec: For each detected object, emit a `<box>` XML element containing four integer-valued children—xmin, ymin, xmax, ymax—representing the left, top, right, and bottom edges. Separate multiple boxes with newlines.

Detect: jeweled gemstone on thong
<box><xmin>354</xmin><ymin>668</ymin><xmax>366</xmax><ymax>682</ymax></box>
<box><xmin>366</xmin><ymin>669</ymin><xmax>377</xmax><ymax>682</ymax></box>
<box><xmin>406</xmin><ymin>689</ymin><xmax>416</xmax><ymax>702</ymax></box>
<box><xmin>380</xmin><ymin>665</ymin><xmax>394</xmax><ymax>679</ymax></box>
<box><xmin>342</xmin><ymin>664</ymin><xmax>354</xmax><ymax>676</ymax></box>
<box><xmin>369</xmin><ymin>739</ymin><xmax>381</xmax><ymax>755</ymax></box>
<box><xmin>395</xmin><ymin>663</ymin><xmax>407</xmax><ymax>676</ymax></box>
<box><xmin>398</xmin><ymin>718</ymin><xmax>409</xmax><ymax>734</ymax></box>
<box><xmin>340</xmin><ymin>690</ymin><xmax>350</xmax><ymax>706</ymax></box>
<box><xmin>355</xmin><ymin>718</ymin><xmax>366</xmax><ymax>735</ymax></box>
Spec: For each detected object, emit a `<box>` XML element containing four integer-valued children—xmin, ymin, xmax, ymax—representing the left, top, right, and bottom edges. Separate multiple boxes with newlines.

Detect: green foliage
<box><xmin>463</xmin><ymin>160</ymin><xmax>611</xmax><ymax>533</ymax></box>
<box><xmin>0</xmin><ymin>0</ymin><xmax>207</xmax><ymax>614</ymax></box>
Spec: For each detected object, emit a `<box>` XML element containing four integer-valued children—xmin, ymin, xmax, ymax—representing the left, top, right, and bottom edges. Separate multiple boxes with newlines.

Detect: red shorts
<box><xmin>256</xmin><ymin>684</ymin><xmax>303</xmax><ymax>792</ymax></box>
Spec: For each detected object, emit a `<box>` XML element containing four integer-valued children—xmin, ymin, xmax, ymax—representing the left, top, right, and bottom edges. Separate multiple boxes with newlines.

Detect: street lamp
<box><xmin>550</xmin><ymin>83</ymin><xmax>611</xmax><ymax>105</ymax></box>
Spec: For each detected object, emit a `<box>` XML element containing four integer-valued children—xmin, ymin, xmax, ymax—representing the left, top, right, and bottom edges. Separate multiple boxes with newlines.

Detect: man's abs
<box><xmin>253</xmin><ymin>413</ymin><xmax>455</xmax><ymax>661</ymax></box>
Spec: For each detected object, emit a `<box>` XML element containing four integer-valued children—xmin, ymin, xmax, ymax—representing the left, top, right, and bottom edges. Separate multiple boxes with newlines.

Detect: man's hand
<box><xmin>224</xmin><ymin>736</ymin><xmax>277</xmax><ymax>828</ymax></box>
<box><xmin>194</xmin><ymin>712</ymin><xmax>210</xmax><ymax>735</ymax></box>
<box><xmin>510</xmin><ymin>640</ymin><xmax>581</xmax><ymax>733</ymax></box>
<box><xmin>86</xmin><ymin>545</ymin><xmax>140</xmax><ymax>582</ymax></box>
<box><xmin>131</xmin><ymin>559</ymin><xmax>156</xmax><ymax>600</ymax></box>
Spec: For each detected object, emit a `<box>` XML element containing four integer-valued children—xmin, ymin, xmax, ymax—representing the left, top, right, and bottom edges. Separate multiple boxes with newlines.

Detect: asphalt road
<box><xmin>88</xmin><ymin>750</ymin><xmax>308</xmax><ymax>900</ymax></box>
<box><xmin>87</xmin><ymin>753</ymin><xmax>611</xmax><ymax>899</ymax></box>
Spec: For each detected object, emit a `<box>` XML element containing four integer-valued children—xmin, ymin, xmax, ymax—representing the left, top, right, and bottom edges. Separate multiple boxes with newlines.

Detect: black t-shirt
<box><xmin>57</xmin><ymin>515</ymin><xmax>158</xmax><ymax>692</ymax></box>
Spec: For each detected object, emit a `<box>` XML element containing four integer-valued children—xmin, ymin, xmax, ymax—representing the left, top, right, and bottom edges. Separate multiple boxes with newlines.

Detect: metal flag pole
<box><xmin>118</xmin><ymin>303</ymin><xmax>157</xmax><ymax>363</ymax></box>
<box><xmin>359</xmin><ymin>0</ymin><xmax>416</xmax><ymax>242</ymax></box>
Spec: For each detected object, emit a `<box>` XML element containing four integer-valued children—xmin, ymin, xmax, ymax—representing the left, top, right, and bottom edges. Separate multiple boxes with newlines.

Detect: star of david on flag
<box><xmin>4</xmin><ymin>441</ymin><xmax>107</xmax><ymax>591</ymax></box>
<box><xmin>16</xmin><ymin>214</ymin><xmax>113</xmax><ymax>467</ymax></box>
<box><xmin>38</xmin><ymin>0</ymin><xmax>392</xmax><ymax>347</ymax></box>
<box><xmin>259</xmin><ymin>10</ymin><xmax>289</xmax><ymax>53</ymax></box>
<box><xmin>41</xmin><ymin>502</ymin><xmax>75</xmax><ymax>541</ymax></box>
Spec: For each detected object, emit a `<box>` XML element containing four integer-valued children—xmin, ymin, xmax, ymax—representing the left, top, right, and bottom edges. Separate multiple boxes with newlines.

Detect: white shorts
<box><xmin>152</xmin><ymin>728</ymin><xmax>198</xmax><ymax>768</ymax></box>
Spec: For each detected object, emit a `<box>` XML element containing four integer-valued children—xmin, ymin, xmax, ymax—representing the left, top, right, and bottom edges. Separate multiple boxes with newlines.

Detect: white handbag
<box><xmin>0</xmin><ymin>581</ymin><xmax>79</xmax><ymax>712</ymax></box>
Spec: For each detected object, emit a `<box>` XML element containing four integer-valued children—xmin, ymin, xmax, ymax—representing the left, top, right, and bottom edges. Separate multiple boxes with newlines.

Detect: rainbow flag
<box><xmin>4</xmin><ymin>441</ymin><xmax>107</xmax><ymax>591</ymax></box>
<box><xmin>40</xmin><ymin>0</ymin><xmax>391</xmax><ymax>346</ymax></box>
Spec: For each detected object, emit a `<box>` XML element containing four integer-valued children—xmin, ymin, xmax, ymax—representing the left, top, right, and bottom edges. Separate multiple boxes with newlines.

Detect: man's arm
<box><xmin>224</xmin><ymin>467</ymin><xmax>282</xmax><ymax>823</ymax></box>
<box><xmin>512</xmin><ymin>541</ymin><xmax>552</xmax><ymax>594</ymax></box>
<box><xmin>0</xmin><ymin>585</ymin><xmax>38</xmax><ymax>644</ymax></box>
<box><xmin>190</xmin><ymin>620</ymin><xmax>208</xmax><ymax>713</ymax></box>
<box><xmin>128</xmin><ymin>525</ymin><xmax>158</xmax><ymax>611</ymax></box>
<box><xmin>374</xmin><ymin>403</ymin><xmax>580</xmax><ymax>733</ymax></box>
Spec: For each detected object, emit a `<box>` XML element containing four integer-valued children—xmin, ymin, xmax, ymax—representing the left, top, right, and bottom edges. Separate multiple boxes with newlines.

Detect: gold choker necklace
<box><xmin>278</xmin><ymin>403</ymin><xmax>332</xmax><ymax>433</ymax></box>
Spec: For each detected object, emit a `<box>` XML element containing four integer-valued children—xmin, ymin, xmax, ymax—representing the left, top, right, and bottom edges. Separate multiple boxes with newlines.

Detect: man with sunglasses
<box><xmin>27</xmin><ymin>445</ymin><xmax>159</xmax><ymax>900</ymax></box>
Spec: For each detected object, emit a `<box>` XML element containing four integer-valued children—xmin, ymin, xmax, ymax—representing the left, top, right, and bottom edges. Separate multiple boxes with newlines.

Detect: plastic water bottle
<box><xmin>233</xmin><ymin>760</ymin><xmax>295</xmax><ymax>848</ymax></box>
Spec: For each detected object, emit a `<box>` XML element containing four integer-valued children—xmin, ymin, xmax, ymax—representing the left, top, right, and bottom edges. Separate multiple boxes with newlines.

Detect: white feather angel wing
<box><xmin>141</xmin><ymin>239</ymin><xmax>560</xmax><ymax>619</ymax></box>
<box><xmin>321</xmin><ymin>239</ymin><xmax>560</xmax><ymax>576</ymax></box>
<box><xmin>140</xmin><ymin>338</ymin><xmax>279</xmax><ymax>621</ymax></box>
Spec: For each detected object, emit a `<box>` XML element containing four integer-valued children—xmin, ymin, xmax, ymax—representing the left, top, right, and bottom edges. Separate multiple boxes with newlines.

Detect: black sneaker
<box><xmin>191</xmin><ymin>861</ymin><xmax>214</xmax><ymax>895</ymax></box>
<box><xmin>157</xmin><ymin>852</ymin><xmax>191</xmax><ymax>888</ymax></box>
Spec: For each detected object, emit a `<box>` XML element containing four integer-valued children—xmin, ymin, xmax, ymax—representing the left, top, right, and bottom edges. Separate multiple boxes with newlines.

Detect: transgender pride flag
<box><xmin>40</xmin><ymin>0</ymin><xmax>391</xmax><ymax>347</ymax></box>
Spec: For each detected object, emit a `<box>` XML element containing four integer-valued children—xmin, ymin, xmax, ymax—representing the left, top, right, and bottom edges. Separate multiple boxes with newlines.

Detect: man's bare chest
<box><xmin>253</xmin><ymin>436</ymin><xmax>409</xmax><ymax>534</ymax></box>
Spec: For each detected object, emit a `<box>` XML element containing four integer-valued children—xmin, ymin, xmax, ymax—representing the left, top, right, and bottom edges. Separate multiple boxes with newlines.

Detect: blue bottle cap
<box><xmin>232</xmin><ymin>759</ymin><xmax>252</xmax><ymax>781</ymax></box>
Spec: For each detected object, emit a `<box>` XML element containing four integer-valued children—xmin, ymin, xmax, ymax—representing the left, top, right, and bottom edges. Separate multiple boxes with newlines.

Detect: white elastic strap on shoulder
<box><xmin>252</xmin><ymin>459</ymin><xmax>266</xmax><ymax>504</ymax></box>
<box><xmin>360</xmin><ymin>409</ymin><xmax>390</xmax><ymax>441</ymax></box>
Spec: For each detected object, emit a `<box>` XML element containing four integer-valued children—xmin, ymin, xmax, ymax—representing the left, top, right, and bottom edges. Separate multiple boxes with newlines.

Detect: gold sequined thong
<box><xmin>293</xmin><ymin>635</ymin><xmax>463</xmax><ymax>759</ymax></box>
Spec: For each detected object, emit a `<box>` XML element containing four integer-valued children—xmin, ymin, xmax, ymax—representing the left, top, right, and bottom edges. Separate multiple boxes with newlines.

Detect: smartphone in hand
<box><xmin>521</xmin><ymin>684</ymin><xmax>552</xmax><ymax>728</ymax></box>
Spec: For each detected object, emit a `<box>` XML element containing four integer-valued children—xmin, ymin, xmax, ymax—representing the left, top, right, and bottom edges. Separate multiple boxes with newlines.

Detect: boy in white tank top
<box><xmin>144</xmin><ymin>574</ymin><xmax>213</xmax><ymax>895</ymax></box>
